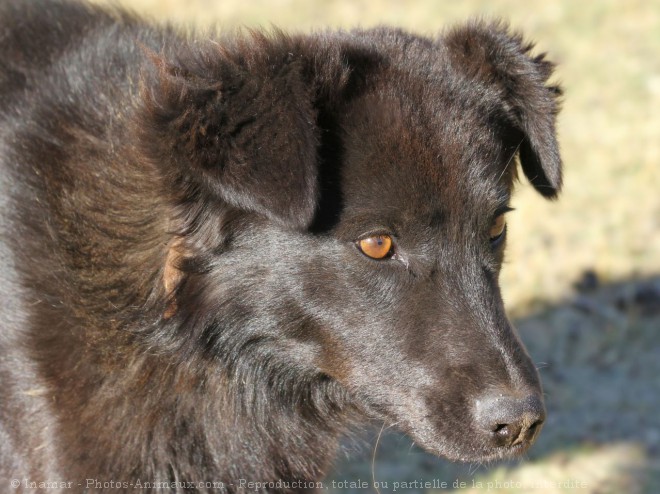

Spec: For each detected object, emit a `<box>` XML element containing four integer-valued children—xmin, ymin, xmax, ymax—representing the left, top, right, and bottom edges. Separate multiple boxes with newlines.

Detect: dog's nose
<box><xmin>474</xmin><ymin>393</ymin><xmax>545</xmax><ymax>448</ymax></box>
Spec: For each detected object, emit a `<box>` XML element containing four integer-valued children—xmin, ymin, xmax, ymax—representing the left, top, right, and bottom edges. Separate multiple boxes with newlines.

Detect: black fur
<box><xmin>0</xmin><ymin>1</ymin><xmax>561</xmax><ymax>491</ymax></box>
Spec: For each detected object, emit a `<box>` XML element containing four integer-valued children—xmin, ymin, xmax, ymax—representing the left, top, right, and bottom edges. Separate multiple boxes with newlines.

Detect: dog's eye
<box><xmin>489</xmin><ymin>214</ymin><xmax>507</xmax><ymax>243</ymax></box>
<box><xmin>358</xmin><ymin>235</ymin><xmax>393</xmax><ymax>260</ymax></box>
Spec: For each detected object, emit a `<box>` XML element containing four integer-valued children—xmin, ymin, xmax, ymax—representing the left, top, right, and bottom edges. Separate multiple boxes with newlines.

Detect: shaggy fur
<box><xmin>0</xmin><ymin>0</ymin><xmax>561</xmax><ymax>491</ymax></box>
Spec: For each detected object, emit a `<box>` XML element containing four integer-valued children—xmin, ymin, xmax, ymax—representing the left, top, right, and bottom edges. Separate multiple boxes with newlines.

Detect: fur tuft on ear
<box><xmin>443</xmin><ymin>21</ymin><xmax>562</xmax><ymax>198</ymax></box>
<box><xmin>138</xmin><ymin>34</ymin><xmax>321</xmax><ymax>229</ymax></box>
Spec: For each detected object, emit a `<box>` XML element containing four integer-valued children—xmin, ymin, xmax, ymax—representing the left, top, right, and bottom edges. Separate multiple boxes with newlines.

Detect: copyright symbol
<box><xmin>11</xmin><ymin>479</ymin><xmax>20</xmax><ymax>488</ymax></box>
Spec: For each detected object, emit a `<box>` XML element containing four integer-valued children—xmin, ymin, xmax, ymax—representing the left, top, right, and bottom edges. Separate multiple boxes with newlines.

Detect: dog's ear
<box><xmin>138</xmin><ymin>39</ymin><xmax>320</xmax><ymax>229</ymax></box>
<box><xmin>444</xmin><ymin>22</ymin><xmax>562</xmax><ymax>198</ymax></box>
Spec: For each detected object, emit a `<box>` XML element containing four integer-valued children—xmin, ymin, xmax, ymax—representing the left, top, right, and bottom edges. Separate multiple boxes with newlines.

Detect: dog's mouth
<box><xmin>407</xmin><ymin>419</ymin><xmax>545</xmax><ymax>463</ymax></box>
<box><xmin>357</xmin><ymin>388</ymin><xmax>546</xmax><ymax>463</ymax></box>
<box><xmin>389</xmin><ymin>414</ymin><xmax>544</xmax><ymax>463</ymax></box>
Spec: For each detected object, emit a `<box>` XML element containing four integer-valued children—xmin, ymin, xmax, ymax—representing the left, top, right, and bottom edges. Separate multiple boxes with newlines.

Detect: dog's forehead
<box><xmin>339</xmin><ymin>86</ymin><xmax>514</xmax><ymax>223</ymax></box>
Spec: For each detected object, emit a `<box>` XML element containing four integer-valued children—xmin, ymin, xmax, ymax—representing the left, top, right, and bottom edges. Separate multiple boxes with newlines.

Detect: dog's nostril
<box><xmin>526</xmin><ymin>418</ymin><xmax>544</xmax><ymax>438</ymax></box>
<box><xmin>493</xmin><ymin>422</ymin><xmax>523</xmax><ymax>444</ymax></box>
<box><xmin>493</xmin><ymin>423</ymin><xmax>509</xmax><ymax>435</ymax></box>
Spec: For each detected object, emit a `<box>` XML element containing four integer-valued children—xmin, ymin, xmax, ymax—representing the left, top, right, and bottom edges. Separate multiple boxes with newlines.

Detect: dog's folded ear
<box><xmin>444</xmin><ymin>21</ymin><xmax>562</xmax><ymax>198</ymax></box>
<box><xmin>138</xmin><ymin>39</ymin><xmax>320</xmax><ymax>229</ymax></box>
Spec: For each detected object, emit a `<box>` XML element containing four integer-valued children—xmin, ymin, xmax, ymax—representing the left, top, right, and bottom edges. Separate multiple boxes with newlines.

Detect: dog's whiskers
<box><xmin>371</xmin><ymin>421</ymin><xmax>390</xmax><ymax>494</ymax></box>
<box><xmin>497</xmin><ymin>137</ymin><xmax>524</xmax><ymax>184</ymax></box>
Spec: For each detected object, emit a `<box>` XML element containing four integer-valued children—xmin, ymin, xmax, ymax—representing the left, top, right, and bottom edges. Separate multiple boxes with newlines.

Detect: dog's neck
<box><xmin>38</xmin><ymin>333</ymin><xmax>351</xmax><ymax>486</ymax></box>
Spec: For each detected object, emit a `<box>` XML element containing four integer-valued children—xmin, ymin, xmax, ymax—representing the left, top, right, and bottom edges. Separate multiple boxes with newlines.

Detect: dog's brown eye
<box><xmin>489</xmin><ymin>214</ymin><xmax>506</xmax><ymax>241</ymax></box>
<box><xmin>358</xmin><ymin>235</ymin><xmax>393</xmax><ymax>259</ymax></box>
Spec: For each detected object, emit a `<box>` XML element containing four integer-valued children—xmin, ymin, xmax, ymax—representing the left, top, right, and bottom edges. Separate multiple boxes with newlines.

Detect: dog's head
<box><xmin>140</xmin><ymin>21</ymin><xmax>561</xmax><ymax>462</ymax></box>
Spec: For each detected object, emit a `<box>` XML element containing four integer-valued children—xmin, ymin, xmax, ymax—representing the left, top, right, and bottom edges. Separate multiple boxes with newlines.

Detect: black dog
<box><xmin>0</xmin><ymin>0</ymin><xmax>561</xmax><ymax>490</ymax></box>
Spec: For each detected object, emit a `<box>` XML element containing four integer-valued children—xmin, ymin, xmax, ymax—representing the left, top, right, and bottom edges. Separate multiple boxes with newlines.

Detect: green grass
<box><xmin>94</xmin><ymin>1</ymin><xmax>660</xmax><ymax>491</ymax></box>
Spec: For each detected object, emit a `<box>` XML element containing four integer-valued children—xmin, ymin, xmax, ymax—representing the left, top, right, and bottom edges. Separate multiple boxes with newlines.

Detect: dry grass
<box><xmin>93</xmin><ymin>1</ymin><xmax>660</xmax><ymax>492</ymax></box>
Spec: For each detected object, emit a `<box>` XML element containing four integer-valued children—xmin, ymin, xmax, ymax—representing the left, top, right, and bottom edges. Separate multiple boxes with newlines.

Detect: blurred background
<box><xmin>94</xmin><ymin>1</ymin><xmax>660</xmax><ymax>492</ymax></box>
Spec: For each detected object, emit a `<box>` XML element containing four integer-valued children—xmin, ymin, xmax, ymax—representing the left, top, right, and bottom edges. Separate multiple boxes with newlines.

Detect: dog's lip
<box><xmin>383</xmin><ymin>410</ymin><xmax>541</xmax><ymax>463</ymax></box>
<box><xmin>412</xmin><ymin>433</ymin><xmax>535</xmax><ymax>463</ymax></box>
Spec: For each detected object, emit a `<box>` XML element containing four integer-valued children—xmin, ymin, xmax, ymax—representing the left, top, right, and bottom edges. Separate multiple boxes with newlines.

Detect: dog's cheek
<box><xmin>293</xmin><ymin>252</ymin><xmax>415</xmax><ymax>385</ymax></box>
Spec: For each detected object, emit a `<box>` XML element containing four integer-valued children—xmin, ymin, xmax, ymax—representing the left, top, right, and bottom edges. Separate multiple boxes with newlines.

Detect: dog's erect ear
<box><xmin>444</xmin><ymin>22</ymin><xmax>562</xmax><ymax>198</ymax></box>
<box><xmin>138</xmin><ymin>38</ymin><xmax>320</xmax><ymax>229</ymax></box>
